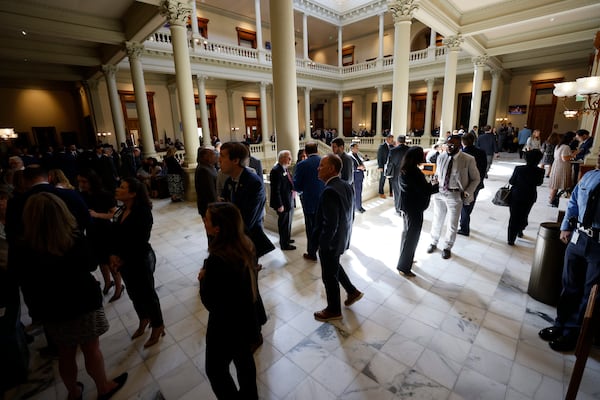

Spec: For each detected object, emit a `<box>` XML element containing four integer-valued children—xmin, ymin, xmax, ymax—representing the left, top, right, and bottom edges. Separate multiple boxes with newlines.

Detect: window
<box><xmin>342</xmin><ymin>46</ymin><xmax>355</xmax><ymax>66</ymax></box>
<box><xmin>188</xmin><ymin>17</ymin><xmax>209</xmax><ymax>38</ymax></box>
<box><xmin>236</xmin><ymin>27</ymin><xmax>257</xmax><ymax>49</ymax></box>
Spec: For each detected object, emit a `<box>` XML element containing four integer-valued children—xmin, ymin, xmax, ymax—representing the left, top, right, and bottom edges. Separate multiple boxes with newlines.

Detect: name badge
<box><xmin>571</xmin><ymin>230</ymin><xmax>580</xmax><ymax>244</ymax></box>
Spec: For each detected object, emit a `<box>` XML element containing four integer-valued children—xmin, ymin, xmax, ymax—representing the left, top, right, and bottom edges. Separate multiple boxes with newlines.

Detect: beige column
<box><xmin>388</xmin><ymin>0</ymin><xmax>418</xmax><ymax>137</ymax></box>
<box><xmin>303</xmin><ymin>13</ymin><xmax>309</xmax><ymax>60</ymax></box>
<box><xmin>167</xmin><ymin>83</ymin><xmax>181</xmax><ymax>142</ymax></box>
<box><xmin>269</xmin><ymin>86</ymin><xmax>276</xmax><ymax>140</ymax></box>
<box><xmin>424</xmin><ymin>77</ymin><xmax>435</xmax><ymax>138</ymax></box>
<box><xmin>255</xmin><ymin>0</ymin><xmax>265</xmax><ymax>62</ymax></box>
<box><xmin>378</xmin><ymin>13</ymin><xmax>384</xmax><ymax>65</ymax></box>
<box><xmin>338</xmin><ymin>26</ymin><xmax>343</xmax><ymax>68</ymax></box>
<box><xmin>469</xmin><ymin>55</ymin><xmax>488</xmax><ymax>130</ymax></box>
<box><xmin>86</xmin><ymin>79</ymin><xmax>105</xmax><ymax>137</ymax></box>
<box><xmin>160</xmin><ymin>0</ymin><xmax>199</xmax><ymax>166</ymax></box>
<box><xmin>487</xmin><ymin>69</ymin><xmax>501</xmax><ymax>127</ymax></box>
<box><xmin>376</xmin><ymin>85</ymin><xmax>383</xmax><ymax>136</ymax></box>
<box><xmin>101</xmin><ymin>65</ymin><xmax>127</xmax><ymax>146</ymax></box>
<box><xmin>304</xmin><ymin>87</ymin><xmax>311</xmax><ymax>137</ymax></box>
<box><xmin>440</xmin><ymin>35</ymin><xmax>463</xmax><ymax>136</ymax></box>
<box><xmin>337</xmin><ymin>91</ymin><xmax>343</xmax><ymax>136</ymax></box>
<box><xmin>269</xmin><ymin>0</ymin><xmax>299</xmax><ymax>158</ymax></box>
<box><xmin>259</xmin><ymin>81</ymin><xmax>270</xmax><ymax>146</ymax></box>
<box><xmin>125</xmin><ymin>41</ymin><xmax>156</xmax><ymax>158</ymax></box>
<box><xmin>226</xmin><ymin>89</ymin><xmax>236</xmax><ymax>141</ymax></box>
<box><xmin>196</xmin><ymin>75</ymin><xmax>212</xmax><ymax>148</ymax></box>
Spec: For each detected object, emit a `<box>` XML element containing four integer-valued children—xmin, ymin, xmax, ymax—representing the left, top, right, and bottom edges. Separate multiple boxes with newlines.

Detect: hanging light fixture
<box><xmin>0</xmin><ymin>128</ymin><xmax>18</xmax><ymax>140</ymax></box>
<box><xmin>553</xmin><ymin>77</ymin><xmax>600</xmax><ymax>118</ymax></box>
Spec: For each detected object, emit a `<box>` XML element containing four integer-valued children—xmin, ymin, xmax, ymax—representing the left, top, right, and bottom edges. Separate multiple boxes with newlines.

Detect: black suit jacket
<box><xmin>509</xmin><ymin>165</ymin><xmax>544</xmax><ymax>204</ymax></box>
<box><xmin>269</xmin><ymin>163</ymin><xmax>294</xmax><ymax>212</ymax></box>
<box><xmin>462</xmin><ymin>145</ymin><xmax>487</xmax><ymax>189</ymax></box>
<box><xmin>339</xmin><ymin>152</ymin><xmax>354</xmax><ymax>185</ymax></box>
<box><xmin>377</xmin><ymin>142</ymin><xmax>391</xmax><ymax>169</ymax></box>
<box><xmin>312</xmin><ymin>177</ymin><xmax>354</xmax><ymax>256</ymax></box>
<box><xmin>194</xmin><ymin>163</ymin><xmax>217</xmax><ymax>217</ymax></box>
<box><xmin>386</xmin><ymin>144</ymin><xmax>409</xmax><ymax>178</ymax></box>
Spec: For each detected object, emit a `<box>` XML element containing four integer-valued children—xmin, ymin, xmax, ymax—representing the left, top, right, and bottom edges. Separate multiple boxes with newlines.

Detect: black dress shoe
<box><xmin>359</xmin><ymin>207</ymin><xmax>366</xmax><ymax>213</ymax></box>
<box><xmin>517</xmin><ymin>231</ymin><xmax>524</xmax><ymax>238</ymax></box>
<box><xmin>539</xmin><ymin>326</ymin><xmax>562</xmax><ymax>341</ymax></box>
<box><xmin>549</xmin><ymin>335</ymin><xmax>577</xmax><ymax>352</ymax></box>
<box><xmin>303</xmin><ymin>253</ymin><xmax>317</xmax><ymax>261</ymax></box>
<box><xmin>457</xmin><ymin>230</ymin><xmax>469</xmax><ymax>236</ymax></box>
<box><xmin>441</xmin><ymin>249</ymin><xmax>451</xmax><ymax>259</ymax></box>
<box><xmin>289</xmin><ymin>239</ymin><xmax>295</xmax><ymax>243</ymax></box>
<box><xmin>98</xmin><ymin>372</ymin><xmax>128</xmax><ymax>400</ymax></box>
<box><xmin>426</xmin><ymin>244</ymin><xmax>436</xmax><ymax>254</ymax></box>
<box><xmin>281</xmin><ymin>245</ymin><xmax>296</xmax><ymax>251</ymax></box>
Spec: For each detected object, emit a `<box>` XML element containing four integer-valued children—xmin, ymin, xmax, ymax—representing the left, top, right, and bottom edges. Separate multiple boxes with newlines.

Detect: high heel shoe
<box><xmin>108</xmin><ymin>285</ymin><xmax>125</xmax><ymax>303</ymax></box>
<box><xmin>102</xmin><ymin>281</ymin><xmax>114</xmax><ymax>295</ymax></box>
<box><xmin>131</xmin><ymin>319</ymin><xmax>150</xmax><ymax>340</ymax></box>
<box><xmin>143</xmin><ymin>326</ymin><xmax>165</xmax><ymax>348</ymax></box>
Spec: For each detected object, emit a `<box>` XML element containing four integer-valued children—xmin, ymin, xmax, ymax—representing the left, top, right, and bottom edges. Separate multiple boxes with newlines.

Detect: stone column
<box><xmin>102</xmin><ymin>65</ymin><xmax>127</xmax><ymax>146</ymax></box>
<box><xmin>196</xmin><ymin>75</ymin><xmax>212</xmax><ymax>148</ymax></box>
<box><xmin>469</xmin><ymin>55</ymin><xmax>488</xmax><ymax>131</ymax></box>
<box><xmin>125</xmin><ymin>41</ymin><xmax>156</xmax><ymax>158</ymax></box>
<box><xmin>269</xmin><ymin>0</ymin><xmax>299</xmax><ymax>158</ymax></box>
<box><xmin>388</xmin><ymin>0</ymin><xmax>418</xmax><ymax>137</ymax></box>
<box><xmin>160</xmin><ymin>0</ymin><xmax>199</xmax><ymax>166</ymax></box>
<box><xmin>86</xmin><ymin>79</ymin><xmax>105</xmax><ymax>139</ymax></box>
<box><xmin>440</xmin><ymin>35</ymin><xmax>463</xmax><ymax>136</ymax></box>
<box><xmin>338</xmin><ymin>26</ymin><xmax>343</xmax><ymax>68</ymax></box>
<box><xmin>303</xmin><ymin>13</ymin><xmax>309</xmax><ymax>60</ymax></box>
<box><xmin>487</xmin><ymin>69</ymin><xmax>501</xmax><ymax>127</ymax></box>
<box><xmin>190</xmin><ymin>0</ymin><xmax>199</xmax><ymax>37</ymax></box>
<box><xmin>304</xmin><ymin>87</ymin><xmax>311</xmax><ymax>138</ymax></box>
<box><xmin>378</xmin><ymin>13</ymin><xmax>384</xmax><ymax>67</ymax></box>
<box><xmin>259</xmin><ymin>81</ymin><xmax>269</xmax><ymax>146</ymax></box>
<box><xmin>376</xmin><ymin>85</ymin><xmax>383</xmax><ymax>136</ymax></box>
<box><xmin>424</xmin><ymin>77</ymin><xmax>435</xmax><ymax>138</ymax></box>
<box><xmin>428</xmin><ymin>28</ymin><xmax>436</xmax><ymax>58</ymax></box>
<box><xmin>337</xmin><ymin>91</ymin><xmax>343</xmax><ymax>136</ymax></box>
<box><xmin>255</xmin><ymin>0</ymin><xmax>265</xmax><ymax>62</ymax></box>
<box><xmin>167</xmin><ymin>83</ymin><xmax>181</xmax><ymax>142</ymax></box>
<box><xmin>226</xmin><ymin>89</ymin><xmax>235</xmax><ymax>141</ymax></box>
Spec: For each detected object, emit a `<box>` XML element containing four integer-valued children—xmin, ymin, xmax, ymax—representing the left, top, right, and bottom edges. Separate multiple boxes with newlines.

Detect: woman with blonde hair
<box><xmin>48</xmin><ymin>168</ymin><xmax>75</xmax><ymax>189</ymax></box>
<box><xmin>14</xmin><ymin>192</ymin><xmax>127</xmax><ymax>400</ymax></box>
<box><xmin>199</xmin><ymin>202</ymin><xmax>260</xmax><ymax>399</ymax></box>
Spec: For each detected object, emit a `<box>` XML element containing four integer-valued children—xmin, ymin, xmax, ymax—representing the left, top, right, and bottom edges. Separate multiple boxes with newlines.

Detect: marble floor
<box><xmin>10</xmin><ymin>152</ymin><xmax>600</xmax><ymax>400</ymax></box>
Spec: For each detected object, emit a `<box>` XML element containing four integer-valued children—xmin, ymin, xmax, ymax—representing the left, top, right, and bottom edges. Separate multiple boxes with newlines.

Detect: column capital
<box><xmin>304</xmin><ymin>86</ymin><xmax>311</xmax><ymax>92</ymax></box>
<box><xmin>259</xmin><ymin>81</ymin><xmax>270</xmax><ymax>89</ymax></box>
<box><xmin>167</xmin><ymin>82</ymin><xmax>177</xmax><ymax>93</ymax></box>
<box><xmin>159</xmin><ymin>0</ymin><xmax>192</xmax><ymax>27</ymax></box>
<box><xmin>86</xmin><ymin>79</ymin><xmax>100</xmax><ymax>90</ymax></box>
<box><xmin>125</xmin><ymin>41</ymin><xmax>144</xmax><ymax>60</ymax></box>
<box><xmin>337</xmin><ymin>91</ymin><xmax>343</xmax><ymax>97</ymax></box>
<box><xmin>442</xmin><ymin>35</ymin><xmax>463</xmax><ymax>51</ymax></box>
<box><xmin>424</xmin><ymin>77</ymin><xmax>435</xmax><ymax>86</ymax></box>
<box><xmin>387</xmin><ymin>0</ymin><xmax>419</xmax><ymax>22</ymax></box>
<box><xmin>472</xmin><ymin>55</ymin><xmax>489</xmax><ymax>67</ymax></box>
<box><xmin>196</xmin><ymin>74</ymin><xmax>206</xmax><ymax>83</ymax></box>
<box><xmin>490</xmin><ymin>68</ymin><xmax>502</xmax><ymax>78</ymax></box>
<box><xmin>102</xmin><ymin>64</ymin><xmax>118</xmax><ymax>77</ymax></box>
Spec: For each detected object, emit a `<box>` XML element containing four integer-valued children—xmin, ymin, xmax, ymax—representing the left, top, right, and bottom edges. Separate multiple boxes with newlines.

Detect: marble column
<box><xmin>487</xmin><ymin>69</ymin><xmax>501</xmax><ymax>127</ymax></box>
<box><xmin>160</xmin><ymin>0</ymin><xmax>199</xmax><ymax>166</ymax></box>
<box><xmin>388</xmin><ymin>0</ymin><xmax>418</xmax><ymax>137</ymax></box>
<box><xmin>303</xmin><ymin>13</ymin><xmax>309</xmax><ymax>60</ymax></box>
<box><xmin>440</xmin><ymin>35</ymin><xmax>463</xmax><ymax>136</ymax></box>
<box><xmin>125</xmin><ymin>41</ymin><xmax>156</xmax><ymax>158</ymax></box>
<box><xmin>190</xmin><ymin>0</ymin><xmax>199</xmax><ymax>36</ymax></box>
<box><xmin>304</xmin><ymin>87</ymin><xmax>311</xmax><ymax>138</ymax></box>
<box><xmin>376</xmin><ymin>85</ymin><xmax>383</xmax><ymax>136</ymax></box>
<box><xmin>424</xmin><ymin>77</ymin><xmax>435</xmax><ymax>138</ymax></box>
<box><xmin>167</xmin><ymin>83</ymin><xmax>181</xmax><ymax>142</ymax></box>
<box><xmin>269</xmin><ymin>0</ymin><xmax>300</xmax><ymax>158</ymax></box>
<box><xmin>255</xmin><ymin>0</ymin><xmax>265</xmax><ymax>62</ymax></box>
<box><xmin>86</xmin><ymin>79</ymin><xmax>105</xmax><ymax>139</ymax></box>
<box><xmin>337</xmin><ymin>91</ymin><xmax>343</xmax><ymax>136</ymax></box>
<box><xmin>259</xmin><ymin>81</ymin><xmax>270</xmax><ymax>146</ymax></box>
<box><xmin>196</xmin><ymin>75</ymin><xmax>212</xmax><ymax>148</ymax></box>
<box><xmin>469</xmin><ymin>56</ymin><xmax>488</xmax><ymax>131</ymax></box>
<box><xmin>338</xmin><ymin>26</ymin><xmax>343</xmax><ymax>68</ymax></box>
<box><xmin>378</xmin><ymin>13</ymin><xmax>384</xmax><ymax>67</ymax></box>
<box><xmin>226</xmin><ymin>89</ymin><xmax>235</xmax><ymax>141</ymax></box>
<box><xmin>101</xmin><ymin>65</ymin><xmax>127</xmax><ymax>146</ymax></box>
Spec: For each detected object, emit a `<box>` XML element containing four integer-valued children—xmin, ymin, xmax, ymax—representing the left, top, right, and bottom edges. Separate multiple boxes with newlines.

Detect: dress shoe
<box><xmin>314</xmin><ymin>309</ymin><xmax>342</xmax><ymax>322</ymax></box>
<box><xmin>281</xmin><ymin>244</ymin><xmax>296</xmax><ymax>251</ymax></box>
<box><xmin>442</xmin><ymin>248</ymin><xmax>452</xmax><ymax>259</ymax></box>
<box><xmin>398</xmin><ymin>269</ymin><xmax>416</xmax><ymax>278</ymax></box>
<box><xmin>131</xmin><ymin>319</ymin><xmax>150</xmax><ymax>340</ymax></box>
<box><xmin>344</xmin><ymin>290</ymin><xmax>363</xmax><ymax>307</ymax></box>
<box><xmin>457</xmin><ymin>230</ymin><xmax>469</xmax><ymax>236</ymax></box>
<box><xmin>303</xmin><ymin>253</ymin><xmax>317</xmax><ymax>261</ymax></box>
<box><xmin>549</xmin><ymin>334</ymin><xmax>577</xmax><ymax>352</ymax></box>
<box><xmin>289</xmin><ymin>239</ymin><xmax>295</xmax><ymax>243</ymax></box>
<box><xmin>97</xmin><ymin>372</ymin><xmax>128</xmax><ymax>400</ymax></box>
<box><xmin>379</xmin><ymin>194</ymin><xmax>386</xmax><ymax>199</ymax></box>
<box><xmin>143</xmin><ymin>326</ymin><xmax>165</xmax><ymax>348</ymax></box>
<box><xmin>507</xmin><ymin>241</ymin><xmax>515</xmax><ymax>246</ymax></box>
<box><xmin>426</xmin><ymin>244</ymin><xmax>436</xmax><ymax>254</ymax></box>
<box><xmin>538</xmin><ymin>326</ymin><xmax>562</xmax><ymax>341</ymax></box>
<box><xmin>109</xmin><ymin>285</ymin><xmax>125</xmax><ymax>303</ymax></box>
<box><xmin>359</xmin><ymin>207</ymin><xmax>366</xmax><ymax>213</ymax></box>
<box><xmin>517</xmin><ymin>231</ymin><xmax>524</xmax><ymax>238</ymax></box>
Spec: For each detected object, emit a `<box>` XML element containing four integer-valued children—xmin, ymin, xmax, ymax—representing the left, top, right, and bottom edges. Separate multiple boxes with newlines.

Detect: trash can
<box><xmin>528</xmin><ymin>222</ymin><xmax>566</xmax><ymax>306</ymax></box>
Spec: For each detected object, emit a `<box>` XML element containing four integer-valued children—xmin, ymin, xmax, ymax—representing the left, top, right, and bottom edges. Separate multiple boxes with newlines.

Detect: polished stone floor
<box><xmin>11</xmin><ymin>152</ymin><xmax>600</xmax><ymax>400</ymax></box>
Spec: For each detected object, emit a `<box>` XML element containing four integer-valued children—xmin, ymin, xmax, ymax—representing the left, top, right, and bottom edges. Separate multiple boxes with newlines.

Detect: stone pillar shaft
<box><xmin>424</xmin><ymin>78</ymin><xmax>435</xmax><ymax>137</ymax></box>
<box><xmin>338</xmin><ymin>91</ymin><xmax>343</xmax><ymax>136</ymax></box>
<box><xmin>376</xmin><ymin>85</ymin><xmax>383</xmax><ymax>136</ymax></box>
<box><xmin>440</xmin><ymin>35</ymin><xmax>463</xmax><ymax>136</ymax></box>
<box><xmin>102</xmin><ymin>65</ymin><xmax>127</xmax><ymax>147</ymax></box>
<box><xmin>487</xmin><ymin>70</ymin><xmax>501</xmax><ymax>127</ymax></box>
<box><xmin>260</xmin><ymin>82</ymin><xmax>269</xmax><ymax>146</ymax></box>
<box><xmin>469</xmin><ymin>56</ymin><xmax>488</xmax><ymax>130</ymax></box>
<box><xmin>304</xmin><ymin>87</ymin><xmax>311</xmax><ymax>137</ymax></box>
<box><xmin>196</xmin><ymin>75</ymin><xmax>212</xmax><ymax>148</ymax></box>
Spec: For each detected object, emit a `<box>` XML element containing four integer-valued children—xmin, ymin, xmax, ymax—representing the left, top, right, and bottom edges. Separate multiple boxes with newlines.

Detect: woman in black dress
<box><xmin>397</xmin><ymin>146</ymin><xmax>435</xmax><ymax>277</ymax></box>
<box><xmin>110</xmin><ymin>177</ymin><xmax>164</xmax><ymax>348</ymax></box>
<box><xmin>199</xmin><ymin>202</ymin><xmax>260</xmax><ymax>400</ymax></box>
<box><xmin>508</xmin><ymin>149</ymin><xmax>545</xmax><ymax>245</ymax></box>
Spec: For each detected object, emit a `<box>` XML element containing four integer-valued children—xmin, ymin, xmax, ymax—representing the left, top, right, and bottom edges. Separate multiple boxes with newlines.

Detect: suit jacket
<box><xmin>399</xmin><ymin>166</ymin><xmax>433</xmax><ymax>213</ymax></box>
<box><xmin>476</xmin><ymin>133</ymin><xmax>498</xmax><ymax>156</ymax></box>
<box><xmin>312</xmin><ymin>177</ymin><xmax>354</xmax><ymax>256</ymax></box>
<box><xmin>462</xmin><ymin>145</ymin><xmax>487</xmax><ymax>189</ymax></box>
<box><xmin>509</xmin><ymin>165</ymin><xmax>544</xmax><ymax>204</ymax></box>
<box><xmin>248</xmin><ymin>156</ymin><xmax>264</xmax><ymax>183</ymax></box>
<box><xmin>269</xmin><ymin>163</ymin><xmax>294</xmax><ymax>212</ymax></box>
<box><xmin>194</xmin><ymin>162</ymin><xmax>217</xmax><ymax>217</ymax></box>
<box><xmin>575</xmin><ymin>138</ymin><xmax>592</xmax><ymax>161</ymax></box>
<box><xmin>339</xmin><ymin>152</ymin><xmax>354</xmax><ymax>185</ymax></box>
<box><xmin>436</xmin><ymin>151</ymin><xmax>481</xmax><ymax>205</ymax></box>
<box><xmin>386</xmin><ymin>144</ymin><xmax>409</xmax><ymax>178</ymax></box>
<box><xmin>293</xmin><ymin>154</ymin><xmax>325</xmax><ymax>214</ymax></box>
<box><xmin>377</xmin><ymin>142</ymin><xmax>391</xmax><ymax>168</ymax></box>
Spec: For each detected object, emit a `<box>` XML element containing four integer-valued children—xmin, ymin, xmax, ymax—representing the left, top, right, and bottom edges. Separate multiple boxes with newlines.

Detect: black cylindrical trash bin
<box><xmin>528</xmin><ymin>222</ymin><xmax>567</xmax><ymax>306</ymax></box>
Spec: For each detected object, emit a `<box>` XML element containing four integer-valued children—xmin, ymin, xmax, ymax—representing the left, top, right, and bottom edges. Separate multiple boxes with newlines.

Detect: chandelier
<box><xmin>553</xmin><ymin>77</ymin><xmax>600</xmax><ymax>119</ymax></box>
<box><xmin>0</xmin><ymin>128</ymin><xmax>18</xmax><ymax>140</ymax></box>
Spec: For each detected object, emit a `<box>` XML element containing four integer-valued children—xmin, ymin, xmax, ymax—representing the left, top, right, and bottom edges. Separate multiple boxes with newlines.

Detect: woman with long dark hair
<box><xmin>199</xmin><ymin>202</ymin><xmax>259</xmax><ymax>399</ymax></box>
<box><xmin>396</xmin><ymin>146</ymin><xmax>435</xmax><ymax>277</ymax></box>
<box><xmin>110</xmin><ymin>177</ymin><xmax>164</xmax><ymax>348</ymax></box>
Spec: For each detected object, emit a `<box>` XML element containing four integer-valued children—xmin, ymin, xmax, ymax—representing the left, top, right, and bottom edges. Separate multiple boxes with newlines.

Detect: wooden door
<box><xmin>242</xmin><ymin>97</ymin><xmax>261</xmax><ymax>142</ymax></box>
<box><xmin>314</xmin><ymin>104</ymin><xmax>324</xmax><ymax>130</ymax></box>
<box><xmin>528</xmin><ymin>79</ymin><xmax>560</xmax><ymax>142</ymax></box>
<box><xmin>343</xmin><ymin>101</ymin><xmax>353</xmax><ymax>136</ymax></box>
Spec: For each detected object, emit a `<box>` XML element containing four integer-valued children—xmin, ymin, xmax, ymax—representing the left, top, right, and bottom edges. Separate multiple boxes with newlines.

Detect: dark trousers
<box><xmin>507</xmin><ymin>199</ymin><xmax>534</xmax><ymax>243</ymax></box>
<box><xmin>318</xmin><ymin>251</ymin><xmax>357</xmax><ymax>314</ymax></box>
<box><xmin>304</xmin><ymin>212</ymin><xmax>317</xmax><ymax>257</ymax></box>
<box><xmin>397</xmin><ymin>211</ymin><xmax>424</xmax><ymax>272</ymax></box>
<box><xmin>353</xmin><ymin>172</ymin><xmax>364</xmax><ymax>210</ymax></box>
<box><xmin>120</xmin><ymin>249</ymin><xmax>163</xmax><ymax>328</ymax></box>
<box><xmin>555</xmin><ymin>234</ymin><xmax>600</xmax><ymax>337</ymax></box>
<box><xmin>277</xmin><ymin>208</ymin><xmax>293</xmax><ymax>247</ymax></box>
<box><xmin>392</xmin><ymin>176</ymin><xmax>401</xmax><ymax>212</ymax></box>
<box><xmin>205</xmin><ymin>327</ymin><xmax>258</xmax><ymax>400</ymax></box>
<box><xmin>459</xmin><ymin>187</ymin><xmax>481</xmax><ymax>234</ymax></box>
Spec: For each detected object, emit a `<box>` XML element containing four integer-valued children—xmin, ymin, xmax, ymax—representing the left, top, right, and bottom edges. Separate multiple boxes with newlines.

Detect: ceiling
<box><xmin>0</xmin><ymin>0</ymin><xmax>598</xmax><ymax>87</ymax></box>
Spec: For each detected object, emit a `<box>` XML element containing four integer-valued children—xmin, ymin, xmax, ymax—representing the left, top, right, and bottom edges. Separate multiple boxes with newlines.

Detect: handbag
<box><xmin>492</xmin><ymin>184</ymin><xmax>512</xmax><ymax>206</ymax></box>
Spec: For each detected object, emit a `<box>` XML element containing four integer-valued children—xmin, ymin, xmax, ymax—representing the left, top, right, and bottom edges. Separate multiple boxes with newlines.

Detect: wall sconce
<box><xmin>0</xmin><ymin>128</ymin><xmax>18</xmax><ymax>140</ymax></box>
<box><xmin>495</xmin><ymin>117</ymin><xmax>508</xmax><ymax>123</ymax></box>
<box><xmin>96</xmin><ymin>131</ymin><xmax>112</xmax><ymax>137</ymax></box>
<box><xmin>554</xmin><ymin>76</ymin><xmax>600</xmax><ymax>118</ymax></box>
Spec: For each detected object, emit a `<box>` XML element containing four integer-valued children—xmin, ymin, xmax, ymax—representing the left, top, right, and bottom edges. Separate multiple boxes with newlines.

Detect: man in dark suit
<box><xmin>294</xmin><ymin>142</ymin><xmax>325</xmax><ymax>261</ymax></box>
<box><xmin>312</xmin><ymin>154</ymin><xmax>363</xmax><ymax>322</ymax></box>
<box><xmin>269</xmin><ymin>150</ymin><xmax>295</xmax><ymax>250</ymax></box>
<box><xmin>458</xmin><ymin>133</ymin><xmax>488</xmax><ymax>236</ymax></box>
<box><xmin>194</xmin><ymin>147</ymin><xmax>217</xmax><ymax>219</ymax></box>
<box><xmin>331</xmin><ymin>137</ymin><xmax>353</xmax><ymax>185</ymax></box>
<box><xmin>350</xmin><ymin>143</ymin><xmax>366</xmax><ymax>213</ymax></box>
<box><xmin>573</xmin><ymin>129</ymin><xmax>592</xmax><ymax>183</ymax></box>
<box><xmin>377</xmin><ymin>135</ymin><xmax>394</xmax><ymax>198</ymax></box>
<box><xmin>242</xmin><ymin>142</ymin><xmax>264</xmax><ymax>183</ymax></box>
<box><xmin>387</xmin><ymin>135</ymin><xmax>409</xmax><ymax>213</ymax></box>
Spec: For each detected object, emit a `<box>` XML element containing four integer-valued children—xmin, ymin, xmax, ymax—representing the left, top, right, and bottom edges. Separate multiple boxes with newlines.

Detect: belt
<box><xmin>577</xmin><ymin>223</ymin><xmax>600</xmax><ymax>240</ymax></box>
<box><xmin>446</xmin><ymin>188</ymin><xmax>461</xmax><ymax>192</ymax></box>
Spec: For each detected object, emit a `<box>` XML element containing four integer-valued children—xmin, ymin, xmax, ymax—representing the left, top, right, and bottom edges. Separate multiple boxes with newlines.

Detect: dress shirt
<box><xmin>561</xmin><ymin>169</ymin><xmax>600</xmax><ymax>230</ymax></box>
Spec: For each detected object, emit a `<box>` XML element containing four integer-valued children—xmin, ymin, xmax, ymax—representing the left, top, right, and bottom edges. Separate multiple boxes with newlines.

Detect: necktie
<box><xmin>443</xmin><ymin>156</ymin><xmax>453</xmax><ymax>191</ymax></box>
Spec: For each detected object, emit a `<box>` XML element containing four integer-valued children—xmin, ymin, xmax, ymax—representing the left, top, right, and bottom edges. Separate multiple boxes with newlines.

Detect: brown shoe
<box><xmin>379</xmin><ymin>194</ymin><xmax>386</xmax><ymax>199</ymax></box>
<box><xmin>303</xmin><ymin>253</ymin><xmax>317</xmax><ymax>261</ymax></box>
<box><xmin>314</xmin><ymin>309</ymin><xmax>342</xmax><ymax>322</ymax></box>
<box><xmin>344</xmin><ymin>290</ymin><xmax>363</xmax><ymax>307</ymax></box>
